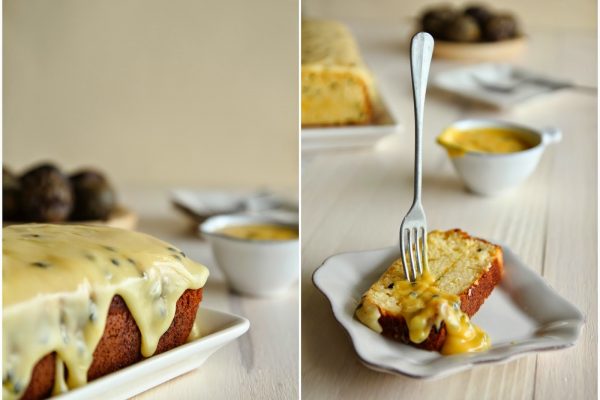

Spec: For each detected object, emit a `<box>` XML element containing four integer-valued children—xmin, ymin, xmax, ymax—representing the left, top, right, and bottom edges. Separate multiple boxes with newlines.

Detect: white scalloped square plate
<box><xmin>55</xmin><ymin>307</ymin><xmax>249</xmax><ymax>399</ymax></box>
<box><xmin>313</xmin><ymin>245</ymin><xmax>584</xmax><ymax>379</ymax></box>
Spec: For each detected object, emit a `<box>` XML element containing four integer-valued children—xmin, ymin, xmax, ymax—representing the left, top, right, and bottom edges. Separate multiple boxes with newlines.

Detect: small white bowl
<box><xmin>437</xmin><ymin>119</ymin><xmax>562</xmax><ymax>196</ymax></box>
<box><xmin>200</xmin><ymin>214</ymin><xmax>299</xmax><ymax>297</ymax></box>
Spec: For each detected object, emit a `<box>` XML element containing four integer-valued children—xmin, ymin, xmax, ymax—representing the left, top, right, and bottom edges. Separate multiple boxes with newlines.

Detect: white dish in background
<box><xmin>301</xmin><ymin>90</ymin><xmax>402</xmax><ymax>151</ymax></box>
<box><xmin>201</xmin><ymin>214</ymin><xmax>299</xmax><ymax>297</ymax></box>
<box><xmin>171</xmin><ymin>188</ymin><xmax>298</xmax><ymax>226</ymax></box>
<box><xmin>313</xmin><ymin>244</ymin><xmax>584</xmax><ymax>379</ymax></box>
<box><xmin>433</xmin><ymin>63</ymin><xmax>573</xmax><ymax>109</ymax></box>
<box><xmin>55</xmin><ymin>307</ymin><xmax>249</xmax><ymax>399</ymax></box>
<box><xmin>437</xmin><ymin>119</ymin><xmax>562</xmax><ymax>196</ymax></box>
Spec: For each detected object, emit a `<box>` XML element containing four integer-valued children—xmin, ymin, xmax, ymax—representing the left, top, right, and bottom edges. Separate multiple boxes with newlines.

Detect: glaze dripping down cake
<box><xmin>2</xmin><ymin>224</ymin><xmax>210</xmax><ymax>400</ymax></box>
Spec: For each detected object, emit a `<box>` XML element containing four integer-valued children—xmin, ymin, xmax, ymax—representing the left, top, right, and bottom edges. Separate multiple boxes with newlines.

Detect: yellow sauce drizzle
<box><xmin>437</xmin><ymin>127</ymin><xmax>534</xmax><ymax>157</ymax></box>
<box><xmin>2</xmin><ymin>224</ymin><xmax>209</xmax><ymax>399</ymax></box>
<box><xmin>218</xmin><ymin>224</ymin><xmax>298</xmax><ymax>241</ymax></box>
<box><xmin>52</xmin><ymin>358</ymin><xmax>68</xmax><ymax>396</ymax></box>
<box><xmin>389</xmin><ymin>270</ymin><xmax>489</xmax><ymax>355</ymax></box>
<box><xmin>356</xmin><ymin>271</ymin><xmax>491</xmax><ymax>355</ymax></box>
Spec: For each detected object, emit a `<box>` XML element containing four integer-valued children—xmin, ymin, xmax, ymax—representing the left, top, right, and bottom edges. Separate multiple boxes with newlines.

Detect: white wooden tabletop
<box><xmin>117</xmin><ymin>188</ymin><xmax>299</xmax><ymax>400</ymax></box>
<box><xmin>301</xmin><ymin>22</ymin><xmax>597</xmax><ymax>400</ymax></box>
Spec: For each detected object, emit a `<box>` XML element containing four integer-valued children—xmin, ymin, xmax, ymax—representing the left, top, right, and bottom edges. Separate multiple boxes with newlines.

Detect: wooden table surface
<box><xmin>117</xmin><ymin>188</ymin><xmax>299</xmax><ymax>399</ymax></box>
<box><xmin>301</xmin><ymin>22</ymin><xmax>597</xmax><ymax>399</ymax></box>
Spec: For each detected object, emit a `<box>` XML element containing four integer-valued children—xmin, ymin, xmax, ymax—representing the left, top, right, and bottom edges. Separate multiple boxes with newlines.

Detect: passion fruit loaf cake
<box><xmin>2</xmin><ymin>224</ymin><xmax>210</xmax><ymax>400</ymax></box>
<box><xmin>301</xmin><ymin>20</ymin><xmax>376</xmax><ymax>126</ymax></box>
<box><xmin>356</xmin><ymin>229</ymin><xmax>503</xmax><ymax>355</ymax></box>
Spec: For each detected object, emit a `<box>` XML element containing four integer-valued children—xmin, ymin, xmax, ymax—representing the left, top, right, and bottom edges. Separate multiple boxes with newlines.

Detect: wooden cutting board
<box><xmin>433</xmin><ymin>36</ymin><xmax>527</xmax><ymax>61</ymax></box>
<box><xmin>3</xmin><ymin>205</ymin><xmax>138</xmax><ymax>230</ymax></box>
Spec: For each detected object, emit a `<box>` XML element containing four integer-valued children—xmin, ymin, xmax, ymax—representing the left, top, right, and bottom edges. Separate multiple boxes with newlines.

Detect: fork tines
<box><xmin>400</xmin><ymin>226</ymin><xmax>427</xmax><ymax>282</ymax></box>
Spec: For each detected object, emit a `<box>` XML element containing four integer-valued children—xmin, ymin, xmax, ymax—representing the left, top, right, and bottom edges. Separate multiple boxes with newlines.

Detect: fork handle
<box><xmin>410</xmin><ymin>32</ymin><xmax>434</xmax><ymax>204</ymax></box>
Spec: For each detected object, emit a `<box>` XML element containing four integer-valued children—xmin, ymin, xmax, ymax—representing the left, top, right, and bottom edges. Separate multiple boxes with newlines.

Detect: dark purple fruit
<box><xmin>421</xmin><ymin>5</ymin><xmax>458</xmax><ymax>40</ymax></box>
<box><xmin>483</xmin><ymin>14</ymin><xmax>518</xmax><ymax>41</ymax></box>
<box><xmin>3</xmin><ymin>167</ymin><xmax>21</xmax><ymax>220</ymax></box>
<box><xmin>70</xmin><ymin>169</ymin><xmax>116</xmax><ymax>221</ymax></box>
<box><xmin>464</xmin><ymin>5</ymin><xmax>493</xmax><ymax>27</ymax></box>
<box><xmin>443</xmin><ymin>15</ymin><xmax>481</xmax><ymax>42</ymax></box>
<box><xmin>20</xmin><ymin>163</ymin><xmax>73</xmax><ymax>222</ymax></box>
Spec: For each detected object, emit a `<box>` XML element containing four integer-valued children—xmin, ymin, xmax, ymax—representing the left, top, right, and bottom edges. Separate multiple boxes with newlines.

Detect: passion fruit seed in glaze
<box><xmin>30</xmin><ymin>261</ymin><xmax>51</xmax><ymax>268</ymax></box>
<box><xmin>20</xmin><ymin>163</ymin><xmax>74</xmax><ymax>222</ymax></box>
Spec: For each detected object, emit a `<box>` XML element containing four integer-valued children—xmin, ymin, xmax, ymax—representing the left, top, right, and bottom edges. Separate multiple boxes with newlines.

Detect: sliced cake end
<box><xmin>355</xmin><ymin>229</ymin><xmax>503</xmax><ymax>354</ymax></box>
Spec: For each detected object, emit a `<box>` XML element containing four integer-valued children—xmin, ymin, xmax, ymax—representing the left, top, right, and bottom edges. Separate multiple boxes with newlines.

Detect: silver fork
<box><xmin>472</xmin><ymin>71</ymin><xmax>597</xmax><ymax>94</ymax></box>
<box><xmin>399</xmin><ymin>32</ymin><xmax>434</xmax><ymax>282</ymax></box>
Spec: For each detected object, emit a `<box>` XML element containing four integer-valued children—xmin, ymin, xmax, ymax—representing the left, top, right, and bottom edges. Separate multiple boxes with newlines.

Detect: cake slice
<box><xmin>301</xmin><ymin>20</ymin><xmax>376</xmax><ymax>126</ymax></box>
<box><xmin>355</xmin><ymin>229</ymin><xmax>503</xmax><ymax>354</ymax></box>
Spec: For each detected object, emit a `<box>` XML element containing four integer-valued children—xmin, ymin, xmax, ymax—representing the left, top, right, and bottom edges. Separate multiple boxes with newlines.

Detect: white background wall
<box><xmin>4</xmin><ymin>0</ymin><xmax>299</xmax><ymax>189</ymax></box>
<box><xmin>5</xmin><ymin>0</ymin><xmax>593</xmax><ymax>188</ymax></box>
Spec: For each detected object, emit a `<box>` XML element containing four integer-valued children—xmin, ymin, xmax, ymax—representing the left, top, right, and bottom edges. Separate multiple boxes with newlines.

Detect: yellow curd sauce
<box><xmin>357</xmin><ymin>269</ymin><xmax>490</xmax><ymax>355</ymax></box>
<box><xmin>437</xmin><ymin>127</ymin><xmax>535</xmax><ymax>157</ymax></box>
<box><xmin>218</xmin><ymin>224</ymin><xmax>298</xmax><ymax>241</ymax></box>
<box><xmin>391</xmin><ymin>271</ymin><xmax>489</xmax><ymax>355</ymax></box>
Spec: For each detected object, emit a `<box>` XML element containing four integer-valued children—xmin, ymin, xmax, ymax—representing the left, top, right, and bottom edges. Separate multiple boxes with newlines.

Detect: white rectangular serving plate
<box><xmin>301</xmin><ymin>91</ymin><xmax>402</xmax><ymax>151</ymax></box>
<box><xmin>55</xmin><ymin>307</ymin><xmax>249</xmax><ymax>399</ymax></box>
<box><xmin>313</xmin><ymin>244</ymin><xmax>584</xmax><ymax>379</ymax></box>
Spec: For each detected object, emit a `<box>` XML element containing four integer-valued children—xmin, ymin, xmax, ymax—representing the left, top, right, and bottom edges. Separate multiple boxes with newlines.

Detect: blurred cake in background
<box><xmin>301</xmin><ymin>20</ymin><xmax>376</xmax><ymax>126</ymax></box>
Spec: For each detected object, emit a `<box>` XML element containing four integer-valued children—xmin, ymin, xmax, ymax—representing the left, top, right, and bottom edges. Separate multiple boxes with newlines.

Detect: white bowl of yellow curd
<box><xmin>437</xmin><ymin>119</ymin><xmax>561</xmax><ymax>196</ymax></box>
<box><xmin>200</xmin><ymin>214</ymin><xmax>299</xmax><ymax>297</ymax></box>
